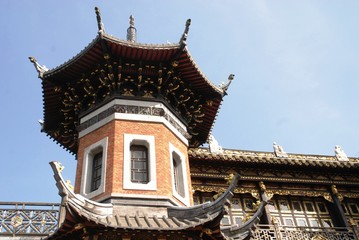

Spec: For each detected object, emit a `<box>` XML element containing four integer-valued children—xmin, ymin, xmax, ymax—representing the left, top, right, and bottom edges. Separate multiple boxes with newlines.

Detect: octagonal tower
<box><xmin>30</xmin><ymin>8</ymin><xmax>232</xmax><ymax>208</ymax></box>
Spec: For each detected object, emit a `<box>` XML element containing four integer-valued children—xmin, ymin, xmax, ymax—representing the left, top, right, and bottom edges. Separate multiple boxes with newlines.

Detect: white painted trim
<box><xmin>78</xmin><ymin>99</ymin><xmax>188</xmax><ymax>145</ymax></box>
<box><xmin>95</xmin><ymin>193</ymin><xmax>180</xmax><ymax>205</ymax></box>
<box><xmin>80</xmin><ymin>137</ymin><xmax>108</xmax><ymax>199</ymax></box>
<box><xmin>123</xmin><ymin>134</ymin><xmax>157</xmax><ymax>190</ymax></box>
<box><xmin>169</xmin><ymin>143</ymin><xmax>190</xmax><ymax>206</ymax></box>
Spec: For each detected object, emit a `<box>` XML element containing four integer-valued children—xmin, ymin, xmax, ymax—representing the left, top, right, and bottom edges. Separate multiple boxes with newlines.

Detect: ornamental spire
<box><xmin>95</xmin><ymin>7</ymin><xmax>105</xmax><ymax>33</ymax></box>
<box><xmin>127</xmin><ymin>15</ymin><xmax>137</xmax><ymax>42</ymax></box>
<box><xmin>180</xmin><ymin>19</ymin><xmax>191</xmax><ymax>45</ymax></box>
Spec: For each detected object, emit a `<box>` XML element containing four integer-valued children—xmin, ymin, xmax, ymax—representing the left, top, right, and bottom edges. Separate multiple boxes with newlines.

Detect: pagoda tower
<box><xmin>30</xmin><ymin>7</ymin><xmax>239</xmax><ymax>240</ymax></box>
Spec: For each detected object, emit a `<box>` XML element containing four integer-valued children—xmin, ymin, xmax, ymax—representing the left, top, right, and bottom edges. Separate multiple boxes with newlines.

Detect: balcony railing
<box><xmin>0</xmin><ymin>202</ymin><xmax>59</xmax><ymax>238</ymax></box>
<box><xmin>1</xmin><ymin>202</ymin><xmax>358</xmax><ymax>240</ymax></box>
<box><xmin>252</xmin><ymin>224</ymin><xmax>359</xmax><ymax>240</ymax></box>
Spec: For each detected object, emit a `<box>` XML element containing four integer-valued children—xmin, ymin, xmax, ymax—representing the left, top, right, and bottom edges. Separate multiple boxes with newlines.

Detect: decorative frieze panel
<box><xmin>78</xmin><ymin>103</ymin><xmax>189</xmax><ymax>139</ymax></box>
<box><xmin>266</xmin><ymin>189</ymin><xmax>333</xmax><ymax>202</ymax></box>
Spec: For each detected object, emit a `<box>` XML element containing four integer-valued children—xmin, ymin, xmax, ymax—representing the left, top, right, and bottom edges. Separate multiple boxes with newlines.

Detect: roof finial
<box><xmin>219</xmin><ymin>74</ymin><xmax>235</xmax><ymax>94</ymax></box>
<box><xmin>29</xmin><ymin>56</ymin><xmax>48</xmax><ymax>78</ymax></box>
<box><xmin>95</xmin><ymin>7</ymin><xmax>105</xmax><ymax>33</ymax></box>
<box><xmin>127</xmin><ymin>15</ymin><xmax>137</xmax><ymax>42</ymax></box>
<box><xmin>180</xmin><ymin>19</ymin><xmax>191</xmax><ymax>44</ymax></box>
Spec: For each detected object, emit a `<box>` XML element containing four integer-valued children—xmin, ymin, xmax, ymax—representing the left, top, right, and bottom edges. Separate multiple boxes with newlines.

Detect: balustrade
<box><xmin>0</xmin><ymin>202</ymin><xmax>59</xmax><ymax>238</ymax></box>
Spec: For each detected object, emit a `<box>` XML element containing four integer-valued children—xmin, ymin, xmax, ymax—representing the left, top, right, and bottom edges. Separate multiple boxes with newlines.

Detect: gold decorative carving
<box><xmin>349</xmin><ymin>218</ymin><xmax>357</xmax><ymax>226</ymax></box>
<box><xmin>342</xmin><ymin>192</ymin><xmax>359</xmax><ymax>199</ymax></box>
<box><xmin>331</xmin><ymin>185</ymin><xmax>344</xmax><ymax>202</ymax></box>
<box><xmin>265</xmin><ymin>189</ymin><xmax>333</xmax><ymax>202</ymax></box>
<box><xmin>252</xmin><ymin>200</ymin><xmax>261</xmax><ymax>210</ymax></box>
<box><xmin>202</xmin><ymin>228</ymin><xmax>212</xmax><ymax>235</ymax></box>
<box><xmin>193</xmin><ymin>185</ymin><xmax>227</xmax><ymax>193</ymax></box>
<box><xmin>242</xmin><ymin>213</ymin><xmax>251</xmax><ymax>223</ymax></box>
<box><xmin>225</xmin><ymin>173</ymin><xmax>235</xmax><ymax>185</ymax></box>
<box><xmin>271</xmin><ymin>216</ymin><xmax>279</xmax><ymax>224</ymax></box>
<box><xmin>234</xmin><ymin>188</ymin><xmax>260</xmax><ymax>200</ymax></box>
<box><xmin>11</xmin><ymin>215</ymin><xmax>23</xmax><ymax>227</ymax></box>
<box><xmin>312</xmin><ymin>235</ymin><xmax>326</xmax><ymax>240</ymax></box>
<box><xmin>259</xmin><ymin>181</ymin><xmax>266</xmax><ymax>192</ymax></box>
<box><xmin>66</xmin><ymin>180</ymin><xmax>74</xmax><ymax>191</ymax></box>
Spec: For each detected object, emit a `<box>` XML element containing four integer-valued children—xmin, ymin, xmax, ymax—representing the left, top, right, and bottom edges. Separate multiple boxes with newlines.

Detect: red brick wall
<box><xmin>75</xmin><ymin>119</ymin><xmax>193</xmax><ymax>206</ymax></box>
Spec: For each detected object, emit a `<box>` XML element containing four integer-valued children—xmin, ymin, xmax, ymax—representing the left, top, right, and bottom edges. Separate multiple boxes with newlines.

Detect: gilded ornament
<box><xmin>271</xmin><ymin>216</ymin><xmax>279</xmax><ymax>224</ymax></box>
<box><xmin>242</xmin><ymin>213</ymin><xmax>251</xmax><ymax>223</ymax></box>
<box><xmin>54</xmin><ymin>161</ymin><xmax>65</xmax><ymax>173</ymax></box>
<box><xmin>252</xmin><ymin>200</ymin><xmax>261</xmax><ymax>210</ymax></box>
<box><xmin>202</xmin><ymin>228</ymin><xmax>212</xmax><ymax>235</ymax></box>
<box><xmin>66</xmin><ymin>180</ymin><xmax>74</xmax><ymax>191</ymax></box>
<box><xmin>348</xmin><ymin>218</ymin><xmax>357</xmax><ymax>226</ymax></box>
<box><xmin>10</xmin><ymin>215</ymin><xmax>23</xmax><ymax>227</ymax></box>
<box><xmin>259</xmin><ymin>181</ymin><xmax>266</xmax><ymax>192</ymax></box>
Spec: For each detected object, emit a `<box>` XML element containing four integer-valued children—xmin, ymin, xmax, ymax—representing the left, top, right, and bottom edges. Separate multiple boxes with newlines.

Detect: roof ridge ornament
<box><xmin>273</xmin><ymin>142</ymin><xmax>288</xmax><ymax>157</ymax></box>
<box><xmin>127</xmin><ymin>15</ymin><xmax>137</xmax><ymax>42</ymax></box>
<box><xmin>29</xmin><ymin>57</ymin><xmax>48</xmax><ymax>78</ymax></box>
<box><xmin>335</xmin><ymin>145</ymin><xmax>349</xmax><ymax>161</ymax></box>
<box><xmin>208</xmin><ymin>134</ymin><xmax>223</xmax><ymax>153</ymax></box>
<box><xmin>95</xmin><ymin>7</ymin><xmax>105</xmax><ymax>34</ymax></box>
<box><xmin>179</xmin><ymin>19</ymin><xmax>191</xmax><ymax>45</ymax></box>
<box><xmin>219</xmin><ymin>74</ymin><xmax>234</xmax><ymax>95</ymax></box>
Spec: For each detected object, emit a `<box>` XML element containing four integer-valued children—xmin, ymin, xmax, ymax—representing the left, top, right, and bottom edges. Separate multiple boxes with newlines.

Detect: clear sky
<box><xmin>1</xmin><ymin>1</ymin><xmax>358</xmax><ymax>203</ymax></box>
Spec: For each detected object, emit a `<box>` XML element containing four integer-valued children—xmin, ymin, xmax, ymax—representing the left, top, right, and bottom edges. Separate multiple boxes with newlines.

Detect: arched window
<box><xmin>172</xmin><ymin>152</ymin><xmax>185</xmax><ymax>197</ymax></box>
<box><xmin>123</xmin><ymin>134</ymin><xmax>156</xmax><ymax>190</ymax></box>
<box><xmin>80</xmin><ymin>137</ymin><xmax>108</xmax><ymax>198</ymax></box>
<box><xmin>91</xmin><ymin>151</ymin><xmax>103</xmax><ymax>191</ymax></box>
<box><xmin>169</xmin><ymin>143</ymin><xmax>189</xmax><ymax>206</ymax></box>
<box><xmin>130</xmin><ymin>145</ymin><xmax>149</xmax><ymax>183</ymax></box>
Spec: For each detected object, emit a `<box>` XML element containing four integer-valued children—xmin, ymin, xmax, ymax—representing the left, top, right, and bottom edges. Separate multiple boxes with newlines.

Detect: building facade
<box><xmin>1</xmin><ymin>7</ymin><xmax>358</xmax><ymax>240</ymax></box>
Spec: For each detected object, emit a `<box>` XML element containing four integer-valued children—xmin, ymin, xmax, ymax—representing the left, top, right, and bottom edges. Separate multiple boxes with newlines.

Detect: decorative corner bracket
<box><xmin>29</xmin><ymin>57</ymin><xmax>48</xmax><ymax>79</ymax></box>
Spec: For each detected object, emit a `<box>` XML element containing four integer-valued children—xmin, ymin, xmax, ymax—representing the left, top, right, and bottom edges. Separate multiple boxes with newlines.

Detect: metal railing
<box><xmin>252</xmin><ymin>224</ymin><xmax>359</xmax><ymax>240</ymax></box>
<box><xmin>0</xmin><ymin>202</ymin><xmax>59</xmax><ymax>238</ymax></box>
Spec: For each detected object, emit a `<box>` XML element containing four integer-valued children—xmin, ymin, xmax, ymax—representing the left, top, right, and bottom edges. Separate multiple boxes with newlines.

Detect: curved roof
<box><xmin>47</xmin><ymin>161</ymin><xmax>239</xmax><ymax>239</ymax></box>
<box><xmin>43</xmin><ymin>33</ymin><xmax>223</xmax><ymax>96</ymax></box>
<box><xmin>35</xmin><ymin>27</ymin><xmax>230</xmax><ymax>153</ymax></box>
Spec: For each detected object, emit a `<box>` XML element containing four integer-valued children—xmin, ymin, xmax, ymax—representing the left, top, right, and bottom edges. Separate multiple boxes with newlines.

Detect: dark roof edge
<box><xmin>221</xmin><ymin>201</ymin><xmax>267</xmax><ymax>239</ymax></box>
<box><xmin>43</xmin><ymin>35</ymin><xmax>101</xmax><ymax>79</ymax></box>
<box><xmin>168</xmin><ymin>174</ymin><xmax>239</xmax><ymax>219</ymax></box>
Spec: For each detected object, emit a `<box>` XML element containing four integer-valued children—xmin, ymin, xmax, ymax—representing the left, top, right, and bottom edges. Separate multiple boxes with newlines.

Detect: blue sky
<box><xmin>1</xmin><ymin>1</ymin><xmax>358</xmax><ymax>202</ymax></box>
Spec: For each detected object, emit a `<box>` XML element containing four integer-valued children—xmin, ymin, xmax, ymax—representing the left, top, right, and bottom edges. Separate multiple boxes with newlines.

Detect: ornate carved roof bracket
<box><xmin>98</xmin><ymin>40</ymin><xmax>116</xmax><ymax>98</ymax></box>
<box><xmin>95</xmin><ymin>7</ymin><xmax>105</xmax><ymax>34</ymax></box>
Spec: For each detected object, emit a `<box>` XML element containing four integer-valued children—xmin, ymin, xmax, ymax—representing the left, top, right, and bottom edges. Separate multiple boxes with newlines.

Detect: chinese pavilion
<box><xmin>24</xmin><ymin>7</ymin><xmax>359</xmax><ymax>240</ymax></box>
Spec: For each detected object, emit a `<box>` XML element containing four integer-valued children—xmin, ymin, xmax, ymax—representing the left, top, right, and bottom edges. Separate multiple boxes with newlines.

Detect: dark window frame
<box><xmin>91</xmin><ymin>151</ymin><xmax>103</xmax><ymax>192</ymax></box>
<box><xmin>130</xmin><ymin>145</ymin><xmax>149</xmax><ymax>184</ymax></box>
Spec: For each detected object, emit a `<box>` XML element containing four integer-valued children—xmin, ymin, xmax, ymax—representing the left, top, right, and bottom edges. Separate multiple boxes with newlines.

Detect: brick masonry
<box><xmin>75</xmin><ymin>118</ymin><xmax>193</xmax><ymax>206</ymax></box>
